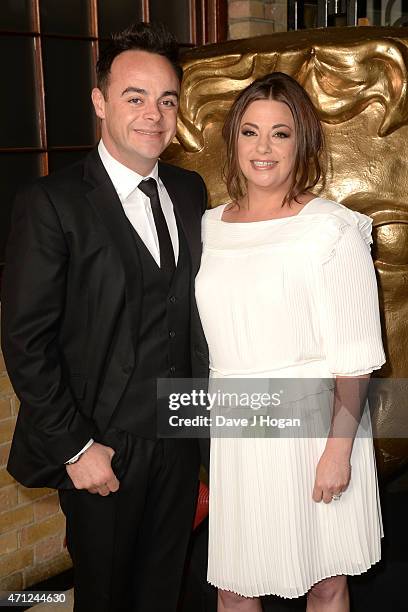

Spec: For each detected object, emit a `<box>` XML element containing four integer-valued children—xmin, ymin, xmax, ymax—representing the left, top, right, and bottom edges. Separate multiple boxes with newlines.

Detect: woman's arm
<box><xmin>312</xmin><ymin>374</ymin><xmax>370</xmax><ymax>503</ymax></box>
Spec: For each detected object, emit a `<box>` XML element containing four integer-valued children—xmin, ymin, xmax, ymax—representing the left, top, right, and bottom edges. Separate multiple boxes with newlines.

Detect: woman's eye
<box><xmin>274</xmin><ymin>131</ymin><xmax>289</xmax><ymax>138</ymax></box>
<box><xmin>241</xmin><ymin>129</ymin><xmax>256</xmax><ymax>137</ymax></box>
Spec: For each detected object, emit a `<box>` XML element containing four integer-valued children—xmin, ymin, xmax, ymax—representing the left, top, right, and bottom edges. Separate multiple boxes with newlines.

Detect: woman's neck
<box><xmin>241</xmin><ymin>187</ymin><xmax>288</xmax><ymax>213</ymax></box>
<box><xmin>237</xmin><ymin>186</ymin><xmax>307</xmax><ymax>218</ymax></box>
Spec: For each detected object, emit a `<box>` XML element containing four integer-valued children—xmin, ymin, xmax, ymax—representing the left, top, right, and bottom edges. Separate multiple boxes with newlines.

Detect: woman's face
<box><xmin>237</xmin><ymin>99</ymin><xmax>297</xmax><ymax>195</ymax></box>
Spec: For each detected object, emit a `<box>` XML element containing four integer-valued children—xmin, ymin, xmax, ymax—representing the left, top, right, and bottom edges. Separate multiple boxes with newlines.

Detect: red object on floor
<box><xmin>193</xmin><ymin>481</ymin><xmax>209</xmax><ymax>530</ymax></box>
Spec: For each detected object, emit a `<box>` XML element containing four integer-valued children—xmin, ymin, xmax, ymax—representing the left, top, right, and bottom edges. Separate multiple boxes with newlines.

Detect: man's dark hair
<box><xmin>96</xmin><ymin>21</ymin><xmax>182</xmax><ymax>95</ymax></box>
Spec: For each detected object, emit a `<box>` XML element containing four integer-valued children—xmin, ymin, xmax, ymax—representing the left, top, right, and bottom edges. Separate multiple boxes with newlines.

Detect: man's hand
<box><xmin>66</xmin><ymin>442</ymin><xmax>120</xmax><ymax>496</ymax></box>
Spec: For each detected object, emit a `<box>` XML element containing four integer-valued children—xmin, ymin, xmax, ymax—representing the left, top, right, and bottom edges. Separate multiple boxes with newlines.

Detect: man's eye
<box><xmin>129</xmin><ymin>98</ymin><xmax>142</xmax><ymax>104</ymax></box>
<box><xmin>161</xmin><ymin>99</ymin><xmax>177</xmax><ymax>107</ymax></box>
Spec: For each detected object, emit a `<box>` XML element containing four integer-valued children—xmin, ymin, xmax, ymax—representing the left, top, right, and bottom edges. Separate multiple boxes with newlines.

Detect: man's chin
<box><xmin>133</xmin><ymin>145</ymin><xmax>167</xmax><ymax>161</ymax></box>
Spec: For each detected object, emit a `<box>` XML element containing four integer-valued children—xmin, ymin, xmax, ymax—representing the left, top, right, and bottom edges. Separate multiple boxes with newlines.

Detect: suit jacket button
<box><xmin>169</xmin><ymin>330</ymin><xmax>176</xmax><ymax>338</ymax></box>
<box><xmin>123</xmin><ymin>365</ymin><xmax>133</xmax><ymax>375</ymax></box>
<box><xmin>169</xmin><ymin>295</ymin><xmax>177</xmax><ymax>303</ymax></box>
<box><xmin>169</xmin><ymin>366</ymin><xmax>176</xmax><ymax>375</ymax></box>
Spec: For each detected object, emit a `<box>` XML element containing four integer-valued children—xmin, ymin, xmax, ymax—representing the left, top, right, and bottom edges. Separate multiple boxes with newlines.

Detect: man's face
<box><xmin>92</xmin><ymin>50</ymin><xmax>180</xmax><ymax>175</ymax></box>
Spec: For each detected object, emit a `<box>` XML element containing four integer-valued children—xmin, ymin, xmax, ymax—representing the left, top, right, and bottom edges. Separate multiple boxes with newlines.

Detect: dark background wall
<box><xmin>0</xmin><ymin>0</ymin><xmax>228</xmax><ymax>271</ymax></box>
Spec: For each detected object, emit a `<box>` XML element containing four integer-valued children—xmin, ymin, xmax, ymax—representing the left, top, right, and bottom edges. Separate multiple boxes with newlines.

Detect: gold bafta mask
<box><xmin>163</xmin><ymin>26</ymin><xmax>408</xmax><ymax>479</ymax></box>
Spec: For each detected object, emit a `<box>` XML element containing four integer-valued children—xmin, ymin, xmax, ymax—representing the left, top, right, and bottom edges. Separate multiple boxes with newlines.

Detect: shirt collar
<box><xmin>98</xmin><ymin>139</ymin><xmax>159</xmax><ymax>201</ymax></box>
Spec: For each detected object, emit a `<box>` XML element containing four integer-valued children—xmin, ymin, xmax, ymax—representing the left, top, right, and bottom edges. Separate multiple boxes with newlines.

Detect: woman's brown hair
<box><xmin>222</xmin><ymin>71</ymin><xmax>325</xmax><ymax>206</ymax></box>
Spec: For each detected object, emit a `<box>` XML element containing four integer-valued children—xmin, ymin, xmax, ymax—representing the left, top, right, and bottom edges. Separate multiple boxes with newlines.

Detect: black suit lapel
<box><xmin>158</xmin><ymin>161</ymin><xmax>209</xmax><ymax>374</ymax></box>
<box><xmin>158</xmin><ymin>162</ymin><xmax>201</xmax><ymax>273</ymax></box>
<box><xmin>83</xmin><ymin>149</ymin><xmax>142</xmax><ymax>347</ymax></box>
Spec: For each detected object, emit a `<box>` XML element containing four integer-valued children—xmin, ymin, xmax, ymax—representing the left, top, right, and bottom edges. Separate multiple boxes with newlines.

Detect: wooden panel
<box><xmin>205</xmin><ymin>0</ymin><xmax>228</xmax><ymax>43</ymax></box>
<box><xmin>42</xmin><ymin>38</ymin><xmax>96</xmax><ymax>146</ymax></box>
<box><xmin>0</xmin><ymin>36</ymin><xmax>40</xmax><ymax>148</ymax></box>
<box><xmin>0</xmin><ymin>152</ymin><xmax>43</xmax><ymax>264</ymax></box>
<box><xmin>97</xmin><ymin>0</ymin><xmax>142</xmax><ymax>38</ymax></box>
<box><xmin>40</xmin><ymin>0</ymin><xmax>92</xmax><ymax>36</ymax></box>
<box><xmin>0</xmin><ymin>0</ymin><xmax>34</xmax><ymax>32</ymax></box>
<box><xmin>149</xmin><ymin>0</ymin><xmax>192</xmax><ymax>44</ymax></box>
<box><xmin>48</xmin><ymin>149</ymin><xmax>91</xmax><ymax>172</ymax></box>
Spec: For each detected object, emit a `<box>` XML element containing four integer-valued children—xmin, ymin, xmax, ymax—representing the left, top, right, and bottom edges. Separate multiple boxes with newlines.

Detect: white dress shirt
<box><xmin>98</xmin><ymin>139</ymin><xmax>179</xmax><ymax>265</ymax></box>
<box><xmin>66</xmin><ymin>140</ymin><xmax>179</xmax><ymax>464</ymax></box>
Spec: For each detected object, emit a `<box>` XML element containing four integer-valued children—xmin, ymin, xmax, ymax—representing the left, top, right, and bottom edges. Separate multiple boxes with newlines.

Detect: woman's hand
<box><xmin>312</xmin><ymin>451</ymin><xmax>351</xmax><ymax>504</ymax></box>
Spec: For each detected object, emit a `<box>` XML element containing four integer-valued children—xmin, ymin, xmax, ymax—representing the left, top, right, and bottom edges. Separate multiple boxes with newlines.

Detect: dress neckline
<box><xmin>218</xmin><ymin>197</ymin><xmax>319</xmax><ymax>224</ymax></box>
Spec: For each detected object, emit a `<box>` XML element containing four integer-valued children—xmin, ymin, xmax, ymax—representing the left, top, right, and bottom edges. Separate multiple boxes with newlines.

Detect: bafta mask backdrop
<box><xmin>163</xmin><ymin>26</ymin><xmax>408</xmax><ymax>480</ymax></box>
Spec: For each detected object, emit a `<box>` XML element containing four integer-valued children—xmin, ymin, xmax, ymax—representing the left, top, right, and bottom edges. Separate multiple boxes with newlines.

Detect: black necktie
<box><xmin>138</xmin><ymin>178</ymin><xmax>175</xmax><ymax>282</ymax></box>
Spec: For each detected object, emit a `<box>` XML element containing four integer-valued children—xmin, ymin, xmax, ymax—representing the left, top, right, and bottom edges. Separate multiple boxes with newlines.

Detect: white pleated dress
<box><xmin>195</xmin><ymin>198</ymin><xmax>386</xmax><ymax>599</ymax></box>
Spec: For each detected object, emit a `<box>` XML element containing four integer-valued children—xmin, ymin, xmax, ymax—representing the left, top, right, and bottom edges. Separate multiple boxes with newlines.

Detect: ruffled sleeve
<box><xmin>318</xmin><ymin>219</ymin><xmax>386</xmax><ymax>376</ymax></box>
<box><xmin>317</xmin><ymin>208</ymin><xmax>373</xmax><ymax>264</ymax></box>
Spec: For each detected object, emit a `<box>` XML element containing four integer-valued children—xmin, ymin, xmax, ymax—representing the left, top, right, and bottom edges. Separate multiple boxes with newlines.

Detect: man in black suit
<box><xmin>2</xmin><ymin>22</ymin><xmax>208</xmax><ymax>612</ymax></box>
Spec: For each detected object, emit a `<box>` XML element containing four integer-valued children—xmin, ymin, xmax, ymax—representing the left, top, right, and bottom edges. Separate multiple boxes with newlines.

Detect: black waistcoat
<box><xmin>110</xmin><ymin>218</ymin><xmax>192</xmax><ymax>438</ymax></box>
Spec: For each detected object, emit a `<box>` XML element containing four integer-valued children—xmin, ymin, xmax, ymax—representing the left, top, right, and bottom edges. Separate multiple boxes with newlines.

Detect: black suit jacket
<box><xmin>2</xmin><ymin>149</ymin><xmax>209</xmax><ymax>488</ymax></box>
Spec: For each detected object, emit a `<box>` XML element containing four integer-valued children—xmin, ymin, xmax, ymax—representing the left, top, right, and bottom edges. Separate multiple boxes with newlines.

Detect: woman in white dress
<box><xmin>195</xmin><ymin>73</ymin><xmax>385</xmax><ymax>611</ymax></box>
